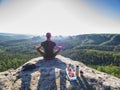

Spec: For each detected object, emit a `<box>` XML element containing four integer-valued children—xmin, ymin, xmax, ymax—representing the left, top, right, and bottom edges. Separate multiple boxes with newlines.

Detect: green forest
<box><xmin>0</xmin><ymin>33</ymin><xmax>120</xmax><ymax>78</ymax></box>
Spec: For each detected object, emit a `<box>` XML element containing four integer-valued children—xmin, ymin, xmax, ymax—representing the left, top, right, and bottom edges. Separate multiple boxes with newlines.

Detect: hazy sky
<box><xmin>0</xmin><ymin>0</ymin><xmax>120</xmax><ymax>36</ymax></box>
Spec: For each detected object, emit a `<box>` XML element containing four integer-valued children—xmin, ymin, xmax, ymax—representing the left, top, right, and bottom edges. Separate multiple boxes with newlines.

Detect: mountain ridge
<box><xmin>0</xmin><ymin>33</ymin><xmax>120</xmax><ymax>78</ymax></box>
<box><xmin>0</xmin><ymin>55</ymin><xmax>120</xmax><ymax>90</ymax></box>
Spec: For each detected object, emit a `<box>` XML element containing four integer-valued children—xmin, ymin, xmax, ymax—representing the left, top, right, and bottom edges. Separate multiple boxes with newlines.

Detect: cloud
<box><xmin>0</xmin><ymin>0</ymin><xmax>120</xmax><ymax>36</ymax></box>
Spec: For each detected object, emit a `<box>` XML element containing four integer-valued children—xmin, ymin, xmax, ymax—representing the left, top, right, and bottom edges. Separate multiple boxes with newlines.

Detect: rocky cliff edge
<box><xmin>0</xmin><ymin>55</ymin><xmax>120</xmax><ymax>90</ymax></box>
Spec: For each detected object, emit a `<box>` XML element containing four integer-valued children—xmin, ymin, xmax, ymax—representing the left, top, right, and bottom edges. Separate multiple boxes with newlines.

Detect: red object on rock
<box><xmin>67</xmin><ymin>67</ymin><xmax>71</xmax><ymax>72</ymax></box>
<box><xmin>69</xmin><ymin>72</ymin><xmax>74</xmax><ymax>77</ymax></box>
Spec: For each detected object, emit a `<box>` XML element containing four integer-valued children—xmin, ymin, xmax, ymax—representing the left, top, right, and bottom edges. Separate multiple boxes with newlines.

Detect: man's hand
<box><xmin>56</xmin><ymin>46</ymin><xmax>63</xmax><ymax>49</ymax></box>
<box><xmin>55</xmin><ymin>46</ymin><xmax>64</xmax><ymax>51</ymax></box>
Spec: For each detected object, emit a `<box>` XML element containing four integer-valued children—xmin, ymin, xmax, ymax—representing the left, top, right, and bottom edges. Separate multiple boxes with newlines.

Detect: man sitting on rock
<box><xmin>34</xmin><ymin>32</ymin><xmax>62</xmax><ymax>60</ymax></box>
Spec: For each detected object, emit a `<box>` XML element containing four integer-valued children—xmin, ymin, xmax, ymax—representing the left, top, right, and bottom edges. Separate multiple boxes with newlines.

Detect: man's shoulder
<box><xmin>41</xmin><ymin>41</ymin><xmax>46</xmax><ymax>46</ymax></box>
<box><xmin>41</xmin><ymin>40</ymin><xmax>56</xmax><ymax>45</ymax></box>
<box><xmin>50</xmin><ymin>41</ymin><xmax>56</xmax><ymax>45</ymax></box>
<box><xmin>41</xmin><ymin>41</ymin><xmax>46</xmax><ymax>43</ymax></box>
<box><xmin>43</xmin><ymin>40</ymin><xmax>55</xmax><ymax>43</ymax></box>
<box><xmin>50</xmin><ymin>41</ymin><xmax>55</xmax><ymax>43</ymax></box>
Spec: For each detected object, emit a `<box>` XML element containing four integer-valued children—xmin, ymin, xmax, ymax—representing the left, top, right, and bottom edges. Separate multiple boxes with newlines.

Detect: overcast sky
<box><xmin>0</xmin><ymin>0</ymin><xmax>120</xmax><ymax>36</ymax></box>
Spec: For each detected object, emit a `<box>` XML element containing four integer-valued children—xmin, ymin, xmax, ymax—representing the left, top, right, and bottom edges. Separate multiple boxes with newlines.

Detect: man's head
<box><xmin>46</xmin><ymin>32</ymin><xmax>51</xmax><ymax>40</ymax></box>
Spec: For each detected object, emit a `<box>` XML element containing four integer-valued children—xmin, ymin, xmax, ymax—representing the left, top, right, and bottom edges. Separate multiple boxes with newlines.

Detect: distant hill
<box><xmin>66</xmin><ymin>34</ymin><xmax>120</xmax><ymax>45</ymax></box>
<box><xmin>0</xmin><ymin>33</ymin><xmax>33</xmax><ymax>43</ymax></box>
<box><xmin>1</xmin><ymin>33</ymin><xmax>120</xmax><ymax>46</ymax></box>
<box><xmin>58</xmin><ymin>34</ymin><xmax>120</xmax><ymax>51</ymax></box>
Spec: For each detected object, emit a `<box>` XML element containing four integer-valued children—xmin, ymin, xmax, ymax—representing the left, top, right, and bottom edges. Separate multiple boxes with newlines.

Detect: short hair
<box><xmin>46</xmin><ymin>32</ymin><xmax>51</xmax><ymax>38</ymax></box>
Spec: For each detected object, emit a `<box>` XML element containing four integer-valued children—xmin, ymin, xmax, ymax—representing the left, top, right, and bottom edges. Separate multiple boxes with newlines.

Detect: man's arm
<box><xmin>33</xmin><ymin>45</ymin><xmax>42</xmax><ymax>50</ymax></box>
<box><xmin>33</xmin><ymin>45</ymin><xmax>44</xmax><ymax>56</ymax></box>
<box><xmin>54</xmin><ymin>45</ymin><xmax>63</xmax><ymax>56</ymax></box>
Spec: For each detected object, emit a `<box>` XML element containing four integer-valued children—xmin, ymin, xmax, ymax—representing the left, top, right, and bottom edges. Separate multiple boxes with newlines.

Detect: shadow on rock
<box><xmin>15</xmin><ymin>58</ymin><xmax>67</xmax><ymax>90</ymax></box>
<box><xmin>37</xmin><ymin>58</ymin><xmax>67</xmax><ymax>90</ymax></box>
